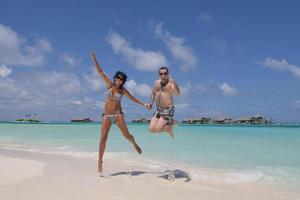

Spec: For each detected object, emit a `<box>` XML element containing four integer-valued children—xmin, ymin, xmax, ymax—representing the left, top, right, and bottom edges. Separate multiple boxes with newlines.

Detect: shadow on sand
<box><xmin>109</xmin><ymin>169</ymin><xmax>191</xmax><ymax>182</ymax></box>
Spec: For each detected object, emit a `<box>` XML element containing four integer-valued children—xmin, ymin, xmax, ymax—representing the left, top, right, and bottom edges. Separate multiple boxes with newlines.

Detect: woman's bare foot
<box><xmin>134</xmin><ymin>144</ymin><xmax>142</xmax><ymax>154</ymax></box>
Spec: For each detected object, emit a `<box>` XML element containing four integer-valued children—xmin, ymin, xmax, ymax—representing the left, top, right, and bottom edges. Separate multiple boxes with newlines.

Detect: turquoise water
<box><xmin>0</xmin><ymin>122</ymin><xmax>300</xmax><ymax>190</ymax></box>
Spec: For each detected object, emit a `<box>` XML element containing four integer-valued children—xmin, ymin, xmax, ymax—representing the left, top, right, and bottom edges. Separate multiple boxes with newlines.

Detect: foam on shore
<box><xmin>1</xmin><ymin>150</ymin><xmax>299</xmax><ymax>200</ymax></box>
<box><xmin>0</xmin><ymin>144</ymin><xmax>296</xmax><ymax>186</ymax></box>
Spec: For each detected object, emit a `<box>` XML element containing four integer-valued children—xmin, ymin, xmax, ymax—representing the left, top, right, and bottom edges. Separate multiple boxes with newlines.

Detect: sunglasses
<box><xmin>159</xmin><ymin>72</ymin><xmax>168</xmax><ymax>76</ymax></box>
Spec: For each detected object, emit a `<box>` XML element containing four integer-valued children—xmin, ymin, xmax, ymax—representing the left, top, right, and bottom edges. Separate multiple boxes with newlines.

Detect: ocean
<box><xmin>0</xmin><ymin>122</ymin><xmax>299</xmax><ymax>192</ymax></box>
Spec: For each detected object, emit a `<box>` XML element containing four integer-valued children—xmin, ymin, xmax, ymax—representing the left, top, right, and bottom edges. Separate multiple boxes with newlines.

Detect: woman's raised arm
<box><xmin>90</xmin><ymin>51</ymin><xmax>113</xmax><ymax>88</ymax></box>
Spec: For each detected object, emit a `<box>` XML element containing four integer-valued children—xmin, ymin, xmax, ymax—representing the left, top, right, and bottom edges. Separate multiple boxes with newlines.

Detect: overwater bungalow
<box><xmin>182</xmin><ymin>116</ymin><xmax>271</xmax><ymax>125</ymax></box>
<box><xmin>235</xmin><ymin>116</ymin><xmax>271</xmax><ymax>125</ymax></box>
<box><xmin>132</xmin><ymin>118</ymin><xmax>151</xmax><ymax>123</ymax></box>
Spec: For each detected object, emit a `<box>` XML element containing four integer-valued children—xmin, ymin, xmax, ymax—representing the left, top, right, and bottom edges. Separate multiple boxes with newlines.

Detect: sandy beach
<box><xmin>0</xmin><ymin>149</ymin><xmax>298</xmax><ymax>200</ymax></box>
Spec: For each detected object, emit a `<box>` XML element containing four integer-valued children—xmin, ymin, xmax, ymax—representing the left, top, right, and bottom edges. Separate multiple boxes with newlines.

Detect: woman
<box><xmin>90</xmin><ymin>51</ymin><xmax>150</xmax><ymax>175</ymax></box>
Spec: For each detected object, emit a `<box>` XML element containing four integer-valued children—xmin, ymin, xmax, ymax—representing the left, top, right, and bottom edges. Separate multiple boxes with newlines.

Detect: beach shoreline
<box><xmin>0</xmin><ymin>149</ymin><xmax>298</xmax><ymax>200</ymax></box>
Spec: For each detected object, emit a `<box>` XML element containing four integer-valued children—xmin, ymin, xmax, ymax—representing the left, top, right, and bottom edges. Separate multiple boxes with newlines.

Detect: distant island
<box><xmin>132</xmin><ymin>116</ymin><xmax>272</xmax><ymax>125</ymax></box>
<box><xmin>15</xmin><ymin>113</ymin><xmax>41</xmax><ymax>123</ymax></box>
<box><xmin>70</xmin><ymin>118</ymin><xmax>93</xmax><ymax>123</ymax></box>
<box><xmin>15</xmin><ymin>118</ymin><xmax>41</xmax><ymax>123</ymax></box>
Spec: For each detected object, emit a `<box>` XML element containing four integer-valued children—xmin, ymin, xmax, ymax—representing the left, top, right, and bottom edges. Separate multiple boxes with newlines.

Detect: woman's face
<box><xmin>114</xmin><ymin>75</ymin><xmax>124</xmax><ymax>87</ymax></box>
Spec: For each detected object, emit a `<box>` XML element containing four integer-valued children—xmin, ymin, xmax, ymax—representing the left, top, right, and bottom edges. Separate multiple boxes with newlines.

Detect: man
<box><xmin>148</xmin><ymin>66</ymin><xmax>180</xmax><ymax>138</ymax></box>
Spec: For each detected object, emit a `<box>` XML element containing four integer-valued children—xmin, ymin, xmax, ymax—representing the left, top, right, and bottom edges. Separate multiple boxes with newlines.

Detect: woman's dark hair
<box><xmin>113</xmin><ymin>71</ymin><xmax>127</xmax><ymax>88</ymax></box>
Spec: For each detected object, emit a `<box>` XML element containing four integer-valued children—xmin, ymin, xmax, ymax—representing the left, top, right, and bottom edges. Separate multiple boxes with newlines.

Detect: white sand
<box><xmin>0</xmin><ymin>150</ymin><xmax>299</xmax><ymax>200</ymax></box>
<box><xmin>0</xmin><ymin>155</ymin><xmax>45</xmax><ymax>186</ymax></box>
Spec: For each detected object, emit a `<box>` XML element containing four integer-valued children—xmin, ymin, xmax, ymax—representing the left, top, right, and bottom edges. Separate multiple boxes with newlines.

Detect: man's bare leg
<box><xmin>163</xmin><ymin>124</ymin><xmax>174</xmax><ymax>139</ymax></box>
<box><xmin>149</xmin><ymin>116</ymin><xmax>160</xmax><ymax>132</ymax></box>
<box><xmin>163</xmin><ymin>119</ymin><xmax>178</xmax><ymax>139</ymax></box>
<box><xmin>153</xmin><ymin>117</ymin><xmax>174</xmax><ymax>138</ymax></box>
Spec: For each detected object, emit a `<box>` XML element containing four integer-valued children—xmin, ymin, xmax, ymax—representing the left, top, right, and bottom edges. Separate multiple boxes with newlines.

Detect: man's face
<box><xmin>159</xmin><ymin>69</ymin><xmax>169</xmax><ymax>81</ymax></box>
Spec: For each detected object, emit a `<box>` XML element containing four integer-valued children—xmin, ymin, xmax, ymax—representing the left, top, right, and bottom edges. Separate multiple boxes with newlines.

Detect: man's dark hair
<box><xmin>159</xmin><ymin>66</ymin><xmax>169</xmax><ymax>74</ymax></box>
<box><xmin>113</xmin><ymin>71</ymin><xmax>127</xmax><ymax>88</ymax></box>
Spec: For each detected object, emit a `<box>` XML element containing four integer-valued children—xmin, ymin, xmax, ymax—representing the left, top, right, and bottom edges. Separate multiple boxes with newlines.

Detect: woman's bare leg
<box><xmin>98</xmin><ymin>116</ymin><xmax>112</xmax><ymax>174</ymax></box>
<box><xmin>116</xmin><ymin>115</ymin><xmax>142</xmax><ymax>154</ymax></box>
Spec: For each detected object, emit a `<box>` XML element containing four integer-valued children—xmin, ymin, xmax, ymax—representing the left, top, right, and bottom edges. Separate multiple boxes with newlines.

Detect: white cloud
<box><xmin>194</xmin><ymin>84</ymin><xmax>207</xmax><ymax>94</ymax></box>
<box><xmin>296</xmin><ymin>100</ymin><xmax>300</xmax><ymax>108</ymax></box>
<box><xmin>219</xmin><ymin>82</ymin><xmax>238</xmax><ymax>96</ymax></box>
<box><xmin>0</xmin><ymin>69</ymin><xmax>116</xmax><ymax>121</ymax></box>
<box><xmin>70</xmin><ymin>100</ymin><xmax>82</xmax><ymax>106</ymax></box>
<box><xmin>260</xmin><ymin>57</ymin><xmax>300</xmax><ymax>78</ymax></box>
<box><xmin>0</xmin><ymin>64</ymin><xmax>12</xmax><ymax>77</ymax></box>
<box><xmin>0</xmin><ymin>24</ymin><xmax>52</xmax><ymax>67</ymax></box>
<box><xmin>175</xmin><ymin>103</ymin><xmax>190</xmax><ymax>110</ymax></box>
<box><xmin>0</xmin><ymin>71</ymin><xmax>81</xmax><ymax>106</ymax></box>
<box><xmin>197</xmin><ymin>11</ymin><xmax>213</xmax><ymax>23</ymax></box>
<box><xmin>0</xmin><ymin>78</ymin><xmax>18</xmax><ymax>98</ymax></box>
<box><xmin>211</xmin><ymin>38</ymin><xmax>227</xmax><ymax>55</ymax></box>
<box><xmin>106</xmin><ymin>32</ymin><xmax>167</xmax><ymax>71</ymax></box>
<box><xmin>36</xmin><ymin>38</ymin><xmax>52</xmax><ymax>52</ymax></box>
<box><xmin>0</xmin><ymin>70</ymin><xmax>87</xmax><ymax>121</ymax></box>
<box><xmin>38</xmin><ymin>71</ymin><xmax>80</xmax><ymax>95</ymax></box>
<box><xmin>69</xmin><ymin>97</ymin><xmax>105</xmax><ymax>111</ymax></box>
<box><xmin>126</xmin><ymin>79</ymin><xmax>152</xmax><ymax>97</ymax></box>
<box><xmin>199</xmin><ymin>110</ymin><xmax>227</xmax><ymax>118</ymax></box>
<box><xmin>84</xmin><ymin>67</ymin><xmax>105</xmax><ymax>91</ymax></box>
<box><xmin>60</xmin><ymin>53</ymin><xmax>80</xmax><ymax>67</ymax></box>
<box><xmin>95</xmin><ymin>101</ymin><xmax>105</xmax><ymax>109</ymax></box>
<box><xmin>154</xmin><ymin>23</ymin><xmax>198</xmax><ymax>71</ymax></box>
<box><xmin>179</xmin><ymin>81</ymin><xmax>208</xmax><ymax>97</ymax></box>
<box><xmin>179</xmin><ymin>82</ymin><xmax>192</xmax><ymax>97</ymax></box>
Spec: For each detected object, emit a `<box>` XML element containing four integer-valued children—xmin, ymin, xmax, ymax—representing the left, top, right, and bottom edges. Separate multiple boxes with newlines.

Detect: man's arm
<box><xmin>150</xmin><ymin>82</ymin><xmax>157</xmax><ymax>108</ymax></box>
<box><xmin>170</xmin><ymin>79</ymin><xmax>180</xmax><ymax>96</ymax></box>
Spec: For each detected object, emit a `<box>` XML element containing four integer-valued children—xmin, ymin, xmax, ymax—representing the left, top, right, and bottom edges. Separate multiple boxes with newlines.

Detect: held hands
<box><xmin>144</xmin><ymin>103</ymin><xmax>152</xmax><ymax>110</ymax></box>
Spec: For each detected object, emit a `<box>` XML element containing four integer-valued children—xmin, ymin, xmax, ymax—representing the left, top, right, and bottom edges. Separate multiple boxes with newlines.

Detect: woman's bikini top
<box><xmin>106</xmin><ymin>87</ymin><xmax>123</xmax><ymax>102</ymax></box>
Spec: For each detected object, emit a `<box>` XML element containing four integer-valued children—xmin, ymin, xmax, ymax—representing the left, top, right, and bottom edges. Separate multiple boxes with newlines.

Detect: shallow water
<box><xmin>0</xmin><ymin>122</ymin><xmax>299</xmax><ymax>191</ymax></box>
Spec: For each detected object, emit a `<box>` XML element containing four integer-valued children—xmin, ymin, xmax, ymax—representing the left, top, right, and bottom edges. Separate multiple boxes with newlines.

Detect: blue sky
<box><xmin>0</xmin><ymin>0</ymin><xmax>300</xmax><ymax>122</ymax></box>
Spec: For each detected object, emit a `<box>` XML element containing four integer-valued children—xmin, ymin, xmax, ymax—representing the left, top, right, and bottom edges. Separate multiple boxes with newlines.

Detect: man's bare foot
<box><xmin>164</xmin><ymin>125</ymin><xmax>174</xmax><ymax>139</ymax></box>
<box><xmin>167</xmin><ymin>130</ymin><xmax>174</xmax><ymax>139</ymax></box>
<box><xmin>98</xmin><ymin>160</ymin><xmax>103</xmax><ymax>174</ymax></box>
<box><xmin>134</xmin><ymin>144</ymin><xmax>142</xmax><ymax>154</ymax></box>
